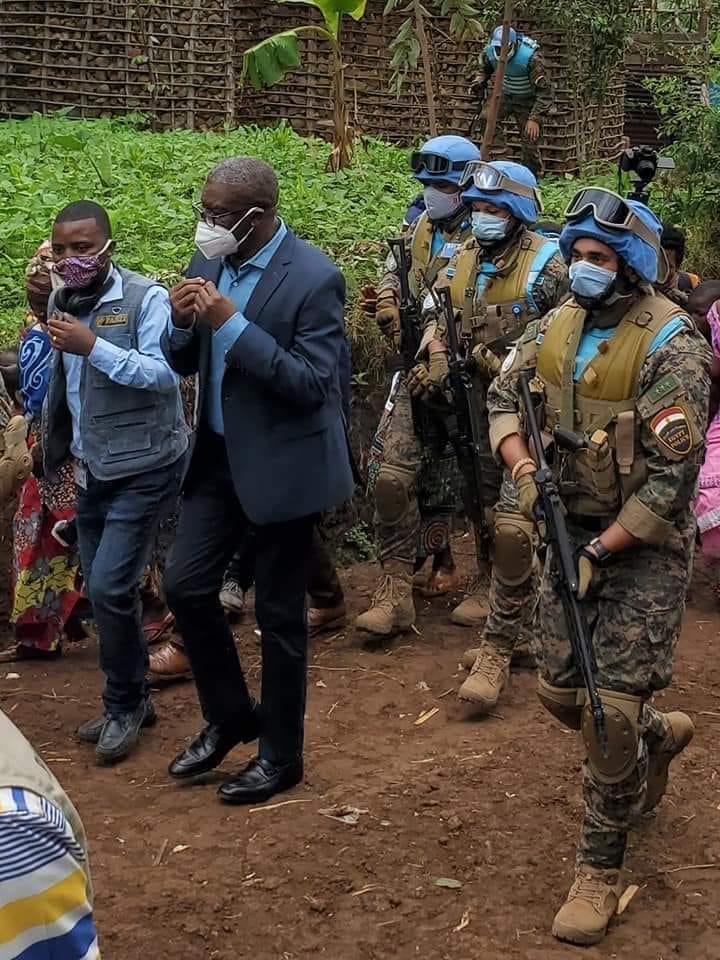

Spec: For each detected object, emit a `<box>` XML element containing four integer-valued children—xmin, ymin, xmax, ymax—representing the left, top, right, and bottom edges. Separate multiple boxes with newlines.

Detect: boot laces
<box><xmin>570</xmin><ymin>871</ymin><xmax>614</xmax><ymax>908</ymax></box>
<box><xmin>372</xmin><ymin>574</ymin><xmax>402</xmax><ymax>611</ymax></box>
<box><xmin>465</xmin><ymin>573</ymin><xmax>488</xmax><ymax>598</ymax></box>
<box><xmin>470</xmin><ymin>646</ymin><xmax>508</xmax><ymax>682</ymax></box>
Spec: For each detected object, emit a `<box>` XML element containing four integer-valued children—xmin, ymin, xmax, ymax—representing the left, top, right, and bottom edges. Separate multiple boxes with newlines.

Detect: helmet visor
<box><xmin>459</xmin><ymin>160</ymin><xmax>543</xmax><ymax>209</ymax></box>
<box><xmin>565</xmin><ymin>187</ymin><xmax>659</xmax><ymax>250</ymax></box>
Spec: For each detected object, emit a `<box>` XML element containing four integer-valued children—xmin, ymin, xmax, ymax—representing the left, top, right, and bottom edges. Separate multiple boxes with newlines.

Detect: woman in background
<box><xmin>1</xmin><ymin>242</ymin><xmax>84</xmax><ymax>662</ymax></box>
<box><xmin>692</xmin><ymin>285</ymin><xmax>720</xmax><ymax>584</ymax></box>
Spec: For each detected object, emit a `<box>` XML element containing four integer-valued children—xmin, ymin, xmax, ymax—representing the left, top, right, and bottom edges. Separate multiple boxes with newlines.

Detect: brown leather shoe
<box><xmin>148</xmin><ymin>640</ymin><xmax>192</xmax><ymax>684</ymax></box>
<box><xmin>307</xmin><ymin>602</ymin><xmax>347</xmax><ymax>637</ymax></box>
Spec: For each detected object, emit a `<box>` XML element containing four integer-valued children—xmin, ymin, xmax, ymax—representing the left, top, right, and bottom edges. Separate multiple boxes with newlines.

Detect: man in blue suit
<box><xmin>162</xmin><ymin>156</ymin><xmax>354</xmax><ymax>805</ymax></box>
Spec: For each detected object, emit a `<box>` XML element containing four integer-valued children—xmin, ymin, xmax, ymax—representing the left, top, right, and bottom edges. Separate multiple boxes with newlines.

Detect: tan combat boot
<box><xmin>457</xmin><ymin>643</ymin><xmax>510</xmax><ymax>712</ymax></box>
<box><xmin>461</xmin><ymin>643</ymin><xmax>535</xmax><ymax>671</ymax></box>
<box><xmin>461</xmin><ymin>646</ymin><xmax>481</xmax><ymax>670</ymax></box>
<box><xmin>644</xmin><ymin>711</ymin><xmax>694</xmax><ymax>813</ymax></box>
<box><xmin>355</xmin><ymin>567</ymin><xmax>415</xmax><ymax>636</ymax></box>
<box><xmin>552</xmin><ymin>866</ymin><xmax>622</xmax><ymax>945</ymax></box>
<box><xmin>450</xmin><ymin>576</ymin><xmax>490</xmax><ymax>627</ymax></box>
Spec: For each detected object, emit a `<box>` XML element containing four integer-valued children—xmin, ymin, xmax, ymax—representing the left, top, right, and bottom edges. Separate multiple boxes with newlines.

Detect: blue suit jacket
<box><xmin>161</xmin><ymin>229</ymin><xmax>354</xmax><ymax>525</ymax></box>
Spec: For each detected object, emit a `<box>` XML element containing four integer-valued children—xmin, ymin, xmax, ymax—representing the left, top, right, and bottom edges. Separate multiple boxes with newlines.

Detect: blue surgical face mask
<box><xmin>471</xmin><ymin>210</ymin><xmax>510</xmax><ymax>243</ymax></box>
<box><xmin>569</xmin><ymin>260</ymin><xmax>617</xmax><ymax>303</ymax></box>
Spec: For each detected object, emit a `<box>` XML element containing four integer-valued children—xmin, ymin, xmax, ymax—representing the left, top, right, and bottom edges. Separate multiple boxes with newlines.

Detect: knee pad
<box><xmin>537</xmin><ymin>677</ymin><xmax>584</xmax><ymax>730</ymax></box>
<box><xmin>375</xmin><ymin>464</ymin><xmax>415</xmax><ymax>525</ymax></box>
<box><xmin>581</xmin><ymin>688</ymin><xmax>643</xmax><ymax>785</ymax></box>
<box><xmin>492</xmin><ymin>511</ymin><xmax>535</xmax><ymax>586</ymax></box>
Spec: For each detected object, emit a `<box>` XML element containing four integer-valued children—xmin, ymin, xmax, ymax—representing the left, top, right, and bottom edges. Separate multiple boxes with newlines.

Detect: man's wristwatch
<box><xmin>587</xmin><ymin>537</ymin><xmax>613</xmax><ymax>565</ymax></box>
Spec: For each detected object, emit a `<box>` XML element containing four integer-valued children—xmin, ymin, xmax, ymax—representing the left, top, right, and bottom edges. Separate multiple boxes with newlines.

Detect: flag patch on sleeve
<box><xmin>650</xmin><ymin>405</ymin><xmax>693</xmax><ymax>456</ymax></box>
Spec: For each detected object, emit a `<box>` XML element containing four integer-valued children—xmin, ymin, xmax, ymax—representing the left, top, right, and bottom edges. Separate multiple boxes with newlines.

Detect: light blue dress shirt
<box><xmin>169</xmin><ymin>220</ymin><xmax>288</xmax><ymax>435</ymax></box>
<box><xmin>62</xmin><ymin>266</ymin><xmax>179</xmax><ymax>460</ymax></box>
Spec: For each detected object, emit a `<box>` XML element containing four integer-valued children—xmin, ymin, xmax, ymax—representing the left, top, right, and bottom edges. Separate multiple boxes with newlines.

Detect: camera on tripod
<box><xmin>617</xmin><ymin>145</ymin><xmax>675</xmax><ymax>204</ymax></box>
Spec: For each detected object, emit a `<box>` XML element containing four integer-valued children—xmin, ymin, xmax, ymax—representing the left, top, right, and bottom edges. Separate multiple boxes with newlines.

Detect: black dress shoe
<box><xmin>168</xmin><ymin>707</ymin><xmax>261</xmax><ymax>780</ymax></box>
<box><xmin>218</xmin><ymin>756</ymin><xmax>303</xmax><ymax>805</ymax></box>
<box><xmin>96</xmin><ymin>701</ymin><xmax>153</xmax><ymax>765</ymax></box>
<box><xmin>77</xmin><ymin>698</ymin><xmax>157</xmax><ymax>745</ymax></box>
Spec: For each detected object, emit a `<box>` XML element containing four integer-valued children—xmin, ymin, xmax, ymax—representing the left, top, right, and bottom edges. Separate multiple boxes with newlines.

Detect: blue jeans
<box><xmin>76</xmin><ymin>458</ymin><xmax>183</xmax><ymax>715</ymax></box>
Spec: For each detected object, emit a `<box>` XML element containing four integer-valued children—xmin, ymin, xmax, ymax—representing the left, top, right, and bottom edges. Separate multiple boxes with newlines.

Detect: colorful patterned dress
<box><xmin>11</xmin><ymin>322</ymin><xmax>82</xmax><ymax>651</ymax></box>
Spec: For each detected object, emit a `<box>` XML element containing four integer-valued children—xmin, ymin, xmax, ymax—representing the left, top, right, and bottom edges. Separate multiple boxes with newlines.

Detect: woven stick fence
<box><xmin>1</xmin><ymin>0</ymin><xmax>626</xmax><ymax>172</ymax></box>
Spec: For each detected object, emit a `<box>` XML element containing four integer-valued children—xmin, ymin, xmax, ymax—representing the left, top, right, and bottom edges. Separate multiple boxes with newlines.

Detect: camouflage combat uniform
<box><xmin>472</xmin><ymin>43</ymin><xmax>553</xmax><ymax>176</ymax></box>
<box><xmin>368</xmin><ymin>208</ymin><xmax>472</xmax><ymax>567</ymax></box>
<box><xmin>426</xmin><ymin>228</ymin><xmax>567</xmax><ymax>689</ymax></box>
<box><xmin>488</xmin><ymin>287</ymin><xmax>711</xmax><ymax>870</ymax></box>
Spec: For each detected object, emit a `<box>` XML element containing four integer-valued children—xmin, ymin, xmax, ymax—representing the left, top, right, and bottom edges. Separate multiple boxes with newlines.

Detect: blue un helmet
<box><xmin>559</xmin><ymin>187</ymin><xmax>662</xmax><ymax>283</ymax></box>
<box><xmin>491</xmin><ymin>25</ymin><xmax>517</xmax><ymax>52</ymax></box>
<box><xmin>459</xmin><ymin>160</ymin><xmax>542</xmax><ymax>225</ymax></box>
<box><xmin>409</xmin><ymin>135</ymin><xmax>482</xmax><ymax>186</ymax></box>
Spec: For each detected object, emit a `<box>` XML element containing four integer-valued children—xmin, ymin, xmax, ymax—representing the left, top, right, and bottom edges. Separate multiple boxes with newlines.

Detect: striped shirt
<box><xmin>0</xmin><ymin>787</ymin><xmax>99</xmax><ymax>959</ymax></box>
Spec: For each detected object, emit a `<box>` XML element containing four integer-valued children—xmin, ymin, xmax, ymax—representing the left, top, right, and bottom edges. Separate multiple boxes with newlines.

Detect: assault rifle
<box><xmin>436</xmin><ymin>285</ymin><xmax>491</xmax><ymax>564</ymax></box>
<box><xmin>518</xmin><ymin>370</ymin><xmax>607</xmax><ymax>755</ymax></box>
<box><xmin>387</xmin><ymin>238</ymin><xmax>421</xmax><ymax>375</ymax></box>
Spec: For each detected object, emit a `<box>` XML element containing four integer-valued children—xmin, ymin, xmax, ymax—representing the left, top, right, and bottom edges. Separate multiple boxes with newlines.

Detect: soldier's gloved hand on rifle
<box><xmin>515</xmin><ymin>467</ymin><xmax>546</xmax><ymax>539</ymax></box>
<box><xmin>407</xmin><ymin>343</ymin><xmax>449</xmax><ymax>404</ymax></box>
<box><xmin>359</xmin><ymin>284</ymin><xmax>377</xmax><ymax>319</ymax></box>
<box><xmin>470</xmin><ymin>342</ymin><xmax>503</xmax><ymax>380</ymax></box>
<box><xmin>375</xmin><ymin>290</ymin><xmax>401</xmax><ymax>341</ymax></box>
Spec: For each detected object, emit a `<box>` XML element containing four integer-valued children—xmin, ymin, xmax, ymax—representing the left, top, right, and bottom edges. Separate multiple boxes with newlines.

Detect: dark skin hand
<box><xmin>48</xmin><ymin>312</ymin><xmax>97</xmax><ymax>356</ymax></box>
<box><xmin>170</xmin><ymin>176</ymin><xmax>278</xmax><ymax>331</ymax></box>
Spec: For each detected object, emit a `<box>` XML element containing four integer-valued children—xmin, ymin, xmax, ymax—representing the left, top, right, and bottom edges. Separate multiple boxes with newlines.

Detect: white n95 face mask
<box><xmin>194</xmin><ymin>207</ymin><xmax>263</xmax><ymax>260</ymax></box>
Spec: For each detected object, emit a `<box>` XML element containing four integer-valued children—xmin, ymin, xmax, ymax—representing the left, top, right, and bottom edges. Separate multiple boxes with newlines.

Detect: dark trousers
<box><xmin>164</xmin><ymin>430</ymin><xmax>316</xmax><ymax>764</ymax></box>
<box><xmin>226</xmin><ymin>526</ymin><xmax>343</xmax><ymax>608</ymax></box>
<box><xmin>77</xmin><ymin>458</ymin><xmax>183</xmax><ymax>715</ymax></box>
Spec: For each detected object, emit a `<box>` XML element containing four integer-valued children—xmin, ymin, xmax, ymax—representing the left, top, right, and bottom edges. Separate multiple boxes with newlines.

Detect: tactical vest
<box><xmin>409</xmin><ymin>211</ymin><xmax>470</xmax><ymax>298</ymax></box>
<box><xmin>447</xmin><ymin>230</ymin><xmax>558</xmax><ymax>354</ymax></box>
<box><xmin>536</xmin><ymin>293</ymin><xmax>687</xmax><ymax>518</ymax></box>
<box><xmin>486</xmin><ymin>36</ymin><xmax>537</xmax><ymax>98</ymax></box>
<box><xmin>0</xmin><ymin>709</ymin><xmax>93</xmax><ymax>896</ymax></box>
<box><xmin>45</xmin><ymin>266</ymin><xmax>189</xmax><ymax>481</ymax></box>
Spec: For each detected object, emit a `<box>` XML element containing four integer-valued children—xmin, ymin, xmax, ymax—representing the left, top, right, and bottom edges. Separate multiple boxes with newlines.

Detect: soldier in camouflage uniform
<box><xmin>356</xmin><ymin>135</ymin><xmax>481</xmax><ymax>636</ymax></box>
<box><xmin>407</xmin><ymin>161</ymin><xmax>567</xmax><ymax>712</ymax></box>
<box><xmin>470</xmin><ymin>27</ymin><xmax>553</xmax><ymax>177</ymax></box>
<box><xmin>488</xmin><ymin>188</ymin><xmax>709</xmax><ymax>945</ymax></box>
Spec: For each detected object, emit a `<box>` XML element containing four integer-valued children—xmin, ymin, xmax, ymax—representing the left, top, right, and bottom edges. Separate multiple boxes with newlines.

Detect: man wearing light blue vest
<box><xmin>44</xmin><ymin>200</ymin><xmax>188</xmax><ymax>765</ymax></box>
<box><xmin>470</xmin><ymin>26</ymin><xmax>553</xmax><ymax>176</ymax></box>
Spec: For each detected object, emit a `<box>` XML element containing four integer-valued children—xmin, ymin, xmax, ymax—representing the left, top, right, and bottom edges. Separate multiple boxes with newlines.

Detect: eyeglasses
<box><xmin>564</xmin><ymin>188</ymin><xmax>659</xmax><ymax>250</ymax></box>
<box><xmin>409</xmin><ymin>151</ymin><xmax>469</xmax><ymax>176</ymax></box>
<box><xmin>459</xmin><ymin>160</ymin><xmax>543</xmax><ymax>209</ymax></box>
<box><xmin>192</xmin><ymin>202</ymin><xmax>264</xmax><ymax>228</ymax></box>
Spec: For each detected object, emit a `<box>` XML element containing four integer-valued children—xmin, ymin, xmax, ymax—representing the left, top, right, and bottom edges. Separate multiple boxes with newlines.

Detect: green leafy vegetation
<box><xmin>0</xmin><ymin>113</ymin><xmax>713</xmax><ymax>367</ymax></box>
<box><xmin>0</xmin><ymin>114</ymin><xmax>408</xmax><ymax>348</ymax></box>
<box><xmin>646</xmin><ymin>76</ymin><xmax>720</xmax><ymax>277</ymax></box>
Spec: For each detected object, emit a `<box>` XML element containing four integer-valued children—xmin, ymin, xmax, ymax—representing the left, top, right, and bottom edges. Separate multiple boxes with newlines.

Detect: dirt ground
<box><xmin>1</xmin><ymin>536</ymin><xmax>719</xmax><ymax>960</ymax></box>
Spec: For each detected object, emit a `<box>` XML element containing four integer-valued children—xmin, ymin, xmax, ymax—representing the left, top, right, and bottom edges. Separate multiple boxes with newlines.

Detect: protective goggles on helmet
<box><xmin>409</xmin><ymin>151</ymin><xmax>468</xmax><ymax>176</ymax></box>
<box><xmin>459</xmin><ymin>160</ymin><xmax>543</xmax><ymax>209</ymax></box>
<box><xmin>564</xmin><ymin>187</ymin><xmax>659</xmax><ymax>250</ymax></box>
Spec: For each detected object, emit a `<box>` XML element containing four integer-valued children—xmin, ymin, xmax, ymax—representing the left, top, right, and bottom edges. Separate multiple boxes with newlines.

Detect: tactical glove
<box><xmin>407</xmin><ymin>350</ymin><xmax>449</xmax><ymax>403</ymax></box>
<box><xmin>516</xmin><ymin>470</ymin><xmax>546</xmax><ymax>539</ymax></box>
<box><xmin>359</xmin><ymin>284</ymin><xmax>377</xmax><ymax>318</ymax></box>
<box><xmin>576</xmin><ymin>548</ymin><xmax>597</xmax><ymax>601</ymax></box>
<box><xmin>471</xmin><ymin>342</ymin><xmax>503</xmax><ymax>380</ymax></box>
<box><xmin>376</xmin><ymin>290</ymin><xmax>400</xmax><ymax>340</ymax></box>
